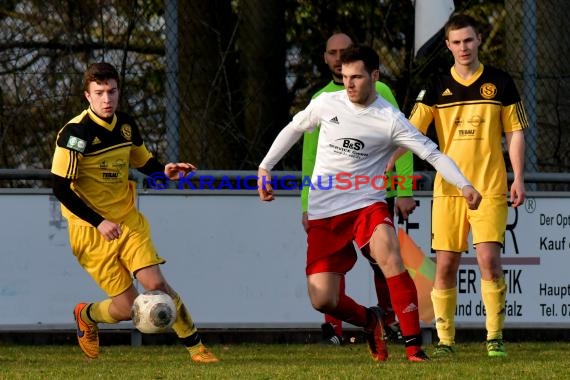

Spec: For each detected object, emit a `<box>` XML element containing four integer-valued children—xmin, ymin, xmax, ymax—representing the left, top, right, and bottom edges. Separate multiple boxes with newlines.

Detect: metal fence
<box><xmin>0</xmin><ymin>0</ymin><xmax>568</xmax><ymax>188</ymax></box>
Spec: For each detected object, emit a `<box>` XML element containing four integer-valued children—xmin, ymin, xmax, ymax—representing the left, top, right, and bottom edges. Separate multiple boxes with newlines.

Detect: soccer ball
<box><xmin>131</xmin><ymin>290</ymin><xmax>177</xmax><ymax>334</ymax></box>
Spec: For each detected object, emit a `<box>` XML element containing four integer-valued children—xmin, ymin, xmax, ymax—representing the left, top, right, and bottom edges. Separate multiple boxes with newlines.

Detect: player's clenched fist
<box><xmin>257</xmin><ymin>167</ymin><xmax>274</xmax><ymax>202</ymax></box>
<box><xmin>462</xmin><ymin>185</ymin><xmax>482</xmax><ymax>210</ymax></box>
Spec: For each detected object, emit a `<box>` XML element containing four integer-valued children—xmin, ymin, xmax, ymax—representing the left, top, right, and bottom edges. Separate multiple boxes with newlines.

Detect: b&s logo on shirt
<box><xmin>480</xmin><ymin>83</ymin><xmax>497</xmax><ymax>99</ymax></box>
<box><xmin>66</xmin><ymin>136</ymin><xmax>87</xmax><ymax>153</ymax></box>
<box><xmin>330</xmin><ymin>138</ymin><xmax>368</xmax><ymax>160</ymax></box>
<box><xmin>340</xmin><ymin>138</ymin><xmax>364</xmax><ymax>151</ymax></box>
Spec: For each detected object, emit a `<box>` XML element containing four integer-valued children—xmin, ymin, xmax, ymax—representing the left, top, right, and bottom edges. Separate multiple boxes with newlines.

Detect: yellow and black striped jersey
<box><xmin>409</xmin><ymin>64</ymin><xmax>528</xmax><ymax>197</ymax></box>
<box><xmin>51</xmin><ymin>108</ymin><xmax>153</xmax><ymax>225</ymax></box>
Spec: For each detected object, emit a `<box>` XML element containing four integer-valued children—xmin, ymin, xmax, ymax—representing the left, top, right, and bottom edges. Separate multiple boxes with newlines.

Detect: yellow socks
<box><xmin>187</xmin><ymin>342</ymin><xmax>205</xmax><ymax>356</ymax></box>
<box><xmin>431</xmin><ymin>278</ymin><xmax>506</xmax><ymax>344</ymax></box>
<box><xmin>431</xmin><ymin>287</ymin><xmax>457</xmax><ymax>346</ymax></box>
<box><xmin>169</xmin><ymin>291</ymin><xmax>199</xmax><ymax>339</ymax></box>
<box><xmin>84</xmin><ymin>299</ymin><xmax>119</xmax><ymax>324</ymax></box>
<box><xmin>481</xmin><ymin>277</ymin><xmax>507</xmax><ymax>340</ymax></box>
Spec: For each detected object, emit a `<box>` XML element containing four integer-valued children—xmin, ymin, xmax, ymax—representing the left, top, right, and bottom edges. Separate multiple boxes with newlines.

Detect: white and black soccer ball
<box><xmin>131</xmin><ymin>290</ymin><xmax>177</xmax><ymax>334</ymax></box>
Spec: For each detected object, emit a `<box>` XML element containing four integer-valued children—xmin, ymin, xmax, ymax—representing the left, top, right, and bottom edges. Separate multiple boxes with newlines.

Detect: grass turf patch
<box><xmin>1</xmin><ymin>342</ymin><xmax>569</xmax><ymax>379</ymax></box>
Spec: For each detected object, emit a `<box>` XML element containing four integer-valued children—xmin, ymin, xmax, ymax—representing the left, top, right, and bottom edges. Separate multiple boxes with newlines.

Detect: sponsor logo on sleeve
<box><xmin>66</xmin><ymin>136</ymin><xmax>87</xmax><ymax>153</ymax></box>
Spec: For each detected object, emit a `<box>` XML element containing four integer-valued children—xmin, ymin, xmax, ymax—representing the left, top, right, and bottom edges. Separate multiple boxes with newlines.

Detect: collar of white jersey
<box><xmin>341</xmin><ymin>91</ymin><xmax>380</xmax><ymax>112</ymax></box>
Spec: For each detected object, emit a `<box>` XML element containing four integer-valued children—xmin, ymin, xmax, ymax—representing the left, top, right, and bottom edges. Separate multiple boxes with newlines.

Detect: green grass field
<box><xmin>1</xmin><ymin>342</ymin><xmax>569</xmax><ymax>379</ymax></box>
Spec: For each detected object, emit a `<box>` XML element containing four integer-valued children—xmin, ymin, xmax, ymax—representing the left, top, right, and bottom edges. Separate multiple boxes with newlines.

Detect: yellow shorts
<box><xmin>68</xmin><ymin>210</ymin><xmax>165</xmax><ymax>297</ymax></box>
<box><xmin>431</xmin><ymin>196</ymin><xmax>508</xmax><ymax>252</ymax></box>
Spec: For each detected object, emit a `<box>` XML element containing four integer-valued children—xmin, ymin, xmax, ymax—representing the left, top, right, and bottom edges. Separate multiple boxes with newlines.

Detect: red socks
<box><xmin>330</xmin><ymin>292</ymin><xmax>368</xmax><ymax>328</ymax></box>
<box><xmin>324</xmin><ymin>276</ymin><xmax>346</xmax><ymax>336</ymax></box>
<box><xmin>386</xmin><ymin>271</ymin><xmax>423</xmax><ymax>355</ymax></box>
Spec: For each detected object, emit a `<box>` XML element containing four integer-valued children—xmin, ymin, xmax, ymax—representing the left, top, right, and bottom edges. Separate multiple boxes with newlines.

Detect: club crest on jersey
<box><xmin>480</xmin><ymin>83</ymin><xmax>497</xmax><ymax>99</ymax></box>
<box><xmin>66</xmin><ymin>136</ymin><xmax>87</xmax><ymax>153</ymax></box>
<box><xmin>121</xmin><ymin>124</ymin><xmax>132</xmax><ymax>141</ymax></box>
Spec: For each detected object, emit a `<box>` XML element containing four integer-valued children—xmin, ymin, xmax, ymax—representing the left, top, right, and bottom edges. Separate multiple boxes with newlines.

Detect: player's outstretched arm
<box><xmin>423</xmin><ymin>150</ymin><xmax>481</xmax><ymax>210</ymax></box>
<box><xmin>164</xmin><ymin>162</ymin><xmax>196</xmax><ymax>180</ymax></box>
<box><xmin>258</xmin><ymin>167</ymin><xmax>274</xmax><ymax>202</ymax></box>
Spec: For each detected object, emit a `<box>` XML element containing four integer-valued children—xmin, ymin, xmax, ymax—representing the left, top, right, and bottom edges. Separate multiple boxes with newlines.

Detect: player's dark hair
<box><xmin>83</xmin><ymin>62</ymin><xmax>120</xmax><ymax>91</ymax></box>
<box><xmin>340</xmin><ymin>45</ymin><xmax>379</xmax><ymax>74</ymax></box>
<box><xmin>445</xmin><ymin>14</ymin><xmax>480</xmax><ymax>39</ymax></box>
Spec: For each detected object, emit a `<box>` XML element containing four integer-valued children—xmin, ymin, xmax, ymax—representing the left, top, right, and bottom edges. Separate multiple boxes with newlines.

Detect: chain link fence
<box><xmin>0</xmin><ymin>0</ymin><xmax>568</xmax><ymax>188</ymax></box>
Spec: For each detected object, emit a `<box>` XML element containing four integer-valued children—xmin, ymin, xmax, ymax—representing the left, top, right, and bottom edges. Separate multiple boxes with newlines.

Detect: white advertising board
<box><xmin>398</xmin><ymin>193</ymin><xmax>570</xmax><ymax>327</ymax></box>
<box><xmin>0</xmin><ymin>190</ymin><xmax>568</xmax><ymax>328</ymax></box>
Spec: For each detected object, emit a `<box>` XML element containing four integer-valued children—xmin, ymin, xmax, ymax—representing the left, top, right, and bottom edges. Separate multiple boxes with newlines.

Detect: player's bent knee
<box><xmin>140</xmin><ymin>279</ymin><xmax>169</xmax><ymax>293</ymax></box>
<box><xmin>310</xmin><ymin>296</ymin><xmax>337</xmax><ymax>313</ymax></box>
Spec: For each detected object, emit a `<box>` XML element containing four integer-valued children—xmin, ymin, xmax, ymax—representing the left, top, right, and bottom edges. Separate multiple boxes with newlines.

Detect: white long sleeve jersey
<box><xmin>260</xmin><ymin>91</ymin><xmax>470</xmax><ymax>220</ymax></box>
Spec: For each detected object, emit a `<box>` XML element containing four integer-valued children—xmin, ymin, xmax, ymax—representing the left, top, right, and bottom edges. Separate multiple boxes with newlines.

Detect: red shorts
<box><xmin>306</xmin><ymin>202</ymin><xmax>394</xmax><ymax>275</ymax></box>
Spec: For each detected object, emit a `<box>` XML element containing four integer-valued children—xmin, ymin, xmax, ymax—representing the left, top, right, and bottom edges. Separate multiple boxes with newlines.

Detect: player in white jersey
<box><xmin>257</xmin><ymin>45</ymin><xmax>481</xmax><ymax>363</ymax></box>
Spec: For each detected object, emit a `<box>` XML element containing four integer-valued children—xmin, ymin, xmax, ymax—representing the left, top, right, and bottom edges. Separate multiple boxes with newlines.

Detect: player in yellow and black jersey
<box><xmin>52</xmin><ymin>107</ymin><xmax>152</xmax><ymax>226</ymax></box>
<box><xmin>410</xmin><ymin>63</ymin><xmax>527</xmax><ymax>198</ymax></box>
<box><xmin>409</xmin><ymin>14</ymin><xmax>528</xmax><ymax>358</ymax></box>
<box><xmin>51</xmin><ymin>62</ymin><xmax>218</xmax><ymax>363</ymax></box>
